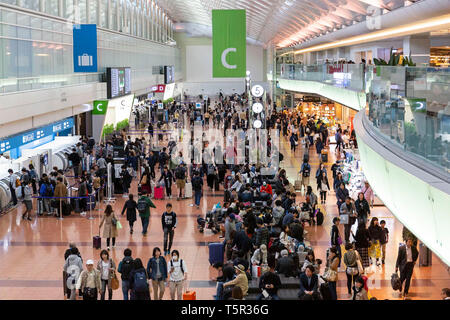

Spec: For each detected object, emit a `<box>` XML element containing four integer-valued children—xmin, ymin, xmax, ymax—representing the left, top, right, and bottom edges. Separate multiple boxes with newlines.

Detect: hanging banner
<box><xmin>73</xmin><ymin>24</ymin><xmax>98</xmax><ymax>72</ymax></box>
<box><xmin>92</xmin><ymin>100</ymin><xmax>109</xmax><ymax>115</ymax></box>
<box><xmin>212</xmin><ymin>10</ymin><xmax>246</xmax><ymax>78</ymax></box>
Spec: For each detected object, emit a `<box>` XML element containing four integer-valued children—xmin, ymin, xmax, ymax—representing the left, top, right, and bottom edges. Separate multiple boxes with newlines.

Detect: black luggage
<box><xmin>321</xmin><ymin>151</ymin><xmax>328</xmax><ymax>163</ymax></box>
<box><xmin>71</xmin><ymin>198</ymin><xmax>81</xmax><ymax>213</ymax></box>
<box><xmin>320</xmin><ymin>282</ymin><xmax>332</xmax><ymax>300</ymax></box>
<box><xmin>316</xmin><ymin>209</ymin><xmax>324</xmax><ymax>226</ymax></box>
<box><xmin>62</xmin><ymin>202</ymin><xmax>72</xmax><ymax>216</ymax></box>
<box><xmin>419</xmin><ymin>243</ymin><xmax>432</xmax><ymax>266</ymax></box>
<box><xmin>93</xmin><ymin>236</ymin><xmax>101</xmax><ymax>249</ymax></box>
<box><xmin>391</xmin><ymin>272</ymin><xmax>401</xmax><ymax>291</ymax></box>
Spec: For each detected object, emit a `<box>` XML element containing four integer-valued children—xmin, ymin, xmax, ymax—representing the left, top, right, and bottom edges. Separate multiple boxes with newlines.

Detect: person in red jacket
<box><xmin>260</xmin><ymin>181</ymin><xmax>272</xmax><ymax>195</ymax></box>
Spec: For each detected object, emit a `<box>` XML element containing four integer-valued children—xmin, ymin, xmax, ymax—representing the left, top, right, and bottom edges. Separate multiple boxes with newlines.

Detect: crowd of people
<box><xmin>4</xmin><ymin>92</ymin><xmax>444</xmax><ymax>301</ymax></box>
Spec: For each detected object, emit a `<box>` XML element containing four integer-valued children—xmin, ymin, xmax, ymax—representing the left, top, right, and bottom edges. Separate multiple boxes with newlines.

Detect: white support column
<box><xmin>58</xmin><ymin>0</ymin><xmax>63</xmax><ymax>17</ymax></box>
<box><xmin>97</xmin><ymin>0</ymin><xmax>101</xmax><ymax>27</ymax></box>
<box><xmin>403</xmin><ymin>34</ymin><xmax>430</xmax><ymax>65</ymax></box>
<box><xmin>39</xmin><ymin>0</ymin><xmax>45</xmax><ymax>12</ymax></box>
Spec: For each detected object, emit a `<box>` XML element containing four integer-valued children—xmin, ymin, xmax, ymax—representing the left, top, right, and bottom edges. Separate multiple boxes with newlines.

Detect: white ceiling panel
<box><xmin>156</xmin><ymin>0</ymin><xmax>418</xmax><ymax>47</ymax></box>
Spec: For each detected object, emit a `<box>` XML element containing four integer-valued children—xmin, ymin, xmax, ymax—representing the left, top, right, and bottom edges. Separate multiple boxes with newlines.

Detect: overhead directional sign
<box><xmin>212</xmin><ymin>10</ymin><xmax>246</xmax><ymax>78</ymax></box>
<box><xmin>92</xmin><ymin>100</ymin><xmax>109</xmax><ymax>115</ymax></box>
<box><xmin>73</xmin><ymin>24</ymin><xmax>98</xmax><ymax>73</ymax></box>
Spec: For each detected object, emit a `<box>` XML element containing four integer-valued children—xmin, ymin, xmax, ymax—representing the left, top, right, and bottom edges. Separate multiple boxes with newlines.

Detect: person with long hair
<box><xmin>96</xmin><ymin>249</ymin><xmax>116</xmax><ymax>300</ymax></box>
<box><xmin>354</xmin><ymin>221</ymin><xmax>370</xmax><ymax>272</ymax></box>
<box><xmin>99</xmin><ymin>205</ymin><xmax>118</xmax><ymax>250</ymax></box>
<box><xmin>129</xmin><ymin>258</ymin><xmax>150</xmax><ymax>300</ymax></box>
<box><xmin>121</xmin><ymin>194</ymin><xmax>137</xmax><ymax>234</ymax></box>
<box><xmin>368</xmin><ymin>217</ymin><xmax>383</xmax><ymax>266</ymax></box>
<box><xmin>146</xmin><ymin>247</ymin><xmax>168</xmax><ymax>300</ymax></box>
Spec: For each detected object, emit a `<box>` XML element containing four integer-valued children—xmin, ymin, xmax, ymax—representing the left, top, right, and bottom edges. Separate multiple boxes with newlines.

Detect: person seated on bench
<box><xmin>216</xmin><ymin>264</ymin><xmax>249</xmax><ymax>300</ymax></box>
<box><xmin>298</xmin><ymin>265</ymin><xmax>320</xmax><ymax>300</ymax></box>
<box><xmin>257</xmin><ymin>255</ymin><xmax>281</xmax><ymax>300</ymax></box>
<box><xmin>276</xmin><ymin>249</ymin><xmax>295</xmax><ymax>277</ymax></box>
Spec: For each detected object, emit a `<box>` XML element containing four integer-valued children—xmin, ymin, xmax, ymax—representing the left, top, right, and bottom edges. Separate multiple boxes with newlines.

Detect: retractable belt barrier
<box><xmin>32</xmin><ymin>183</ymin><xmax>106</xmax><ymax>220</ymax></box>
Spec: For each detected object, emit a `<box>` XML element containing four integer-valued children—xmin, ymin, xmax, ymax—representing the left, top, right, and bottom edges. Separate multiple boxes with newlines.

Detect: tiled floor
<box><xmin>0</xmin><ymin>128</ymin><xmax>448</xmax><ymax>300</ymax></box>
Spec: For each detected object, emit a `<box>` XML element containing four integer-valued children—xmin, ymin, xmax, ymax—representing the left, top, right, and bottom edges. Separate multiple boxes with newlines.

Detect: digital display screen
<box><xmin>107</xmin><ymin>67</ymin><xmax>132</xmax><ymax>99</ymax></box>
<box><xmin>164</xmin><ymin>65</ymin><xmax>175</xmax><ymax>84</ymax></box>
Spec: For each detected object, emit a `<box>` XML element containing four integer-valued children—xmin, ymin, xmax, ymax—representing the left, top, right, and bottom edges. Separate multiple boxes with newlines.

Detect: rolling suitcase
<box><xmin>183</xmin><ymin>290</ymin><xmax>196</xmax><ymax>300</ymax></box>
<box><xmin>208</xmin><ymin>242</ymin><xmax>224</xmax><ymax>265</ymax></box>
<box><xmin>154</xmin><ymin>186</ymin><xmax>164</xmax><ymax>200</ymax></box>
<box><xmin>93</xmin><ymin>235</ymin><xmax>101</xmax><ymax>249</ymax></box>
<box><xmin>185</xmin><ymin>182</ymin><xmax>193</xmax><ymax>198</ymax></box>
<box><xmin>62</xmin><ymin>202</ymin><xmax>72</xmax><ymax>216</ymax></box>
<box><xmin>419</xmin><ymin>243</ymin><xmax>432</xmax><ymax>266</ymax></box>
<box><xmin>316</xmin><ymin>209</ymin><xmax>324</xmax><ymax>226</ymax></box>
<box><xmin>391</xmin><ymin>272</ymin><xmax>401</xmax><ymax>291</ymax></box>
<box><xmin>321</xmin><ymin>150</ymin><xmax>328</xmax><ymax>163</ymax></box>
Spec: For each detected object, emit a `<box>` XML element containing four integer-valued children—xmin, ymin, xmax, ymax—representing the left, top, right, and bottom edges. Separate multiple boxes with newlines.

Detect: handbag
<box><xmin>110</xmin><ymin>272</ymin><xmax>120</xmax><ymax>290</ymax></box>
<box><xmin>340</xmin><ymin>214</ymin><xmax>349</xmax><ymax>225</ymax></box>
<box><xmin>111</xmin><ymin>217</ymin><xmax>117</xmax><ymax>227</ymax></box>
<box><xmin>323</xmin><ymin>268</ymin><xmax>337</xmax><ymax>282</ymax></box>
<box><xmin>116</xmin><ymin>220</ymin><xmax>123</xmax><ymax>230</ymax></box>
<box><xmin>346</xmin><ymin>266</ymin><xmax>359</xmax><ymax>276</ymax></box>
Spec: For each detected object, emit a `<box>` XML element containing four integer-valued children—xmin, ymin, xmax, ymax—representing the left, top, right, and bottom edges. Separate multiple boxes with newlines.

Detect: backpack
<box><xmin>133</xmin><ymin>270</ymin><xmax>148</xmax><ymax>292</ymax></box>
<box><xmin>192</xmin><ymin>177</ymin><xmax>201</xmax><ymax>190</ymax></box>
<box><xmin>137</xmin><ymin>197</ymin><xmax>148</xmax><ymax>213</ymax></box>
<box><xmin>120</xmin><ymin>257</ymin><xmax>134</xmax><ymax>280</ymax></box>
<box><xmin>44</xmin><ymin>183</ymin><xmax>53</xmax><ymax>197</ymax></box>
<box><xmin>175</xmin><ymin>167</ymin><xmax>185</xmax><ymax>180</ymax></box>
<box><xmin>302</xmin><ymin>164</ymin><xmax>310</xmax><ymax>177</ymax></box>
<box><xmin>170</xmin><ymin>259</ymin><xmax>184</xmax><ymax>274</ymax></box>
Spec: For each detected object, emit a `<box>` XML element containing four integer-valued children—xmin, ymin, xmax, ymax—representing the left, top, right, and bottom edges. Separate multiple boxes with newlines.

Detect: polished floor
<box><xmin>0</xmin><ymin>128</ymin><xmax>449</xmax><ymax>300</ymax></box>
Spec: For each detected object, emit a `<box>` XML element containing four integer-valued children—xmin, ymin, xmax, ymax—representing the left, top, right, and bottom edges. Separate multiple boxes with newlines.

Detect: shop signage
<box><xmin>92</xmin><ymin>100</ymin><xmax>109</xmax><ymax>115</ymax></box>
<box><xmin>0</xmin><ymin>118</ymin><xmax>74</xmax><ymax>153</ymax></box>
<box><xmin>73</xmin><ymin>24</ymin><xmax>97</xmax><ymax>73</ymax></box>
<box><xmin>151</xmin><ymin>85</ymin><xmax>165</xmax><ymax>93</ymax></box>
<box><xmin>212</xmin><ymin>10</ymin><xmax>246</xmax><ymax>78</ymax></box>
<box><xmin>251</xmin><ymin>85</ymin><xmax>264</xmax><ymax>97</ymax></box>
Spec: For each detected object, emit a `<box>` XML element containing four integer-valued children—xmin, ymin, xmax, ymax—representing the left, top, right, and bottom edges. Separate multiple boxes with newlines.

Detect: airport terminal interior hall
<box><xmin>0</xmin><ymin>0</ymin><xmax>450</xmax><ymax>301</ymax></box>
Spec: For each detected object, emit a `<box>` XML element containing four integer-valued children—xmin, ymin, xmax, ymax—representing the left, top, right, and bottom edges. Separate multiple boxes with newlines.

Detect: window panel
<box><xmin>44</xmin><ymin>0</ymin><xmax>60</xmax><ymax>16</ymax></box>
<box><xmin>88</xmin><ymin>0</ymin><xmax>98</xmax><ymax>24</ymax></box>
<box><xmin>21</xmin><ymin>0</ymin><xmax>40</xmax><ymax>11</ymax></box>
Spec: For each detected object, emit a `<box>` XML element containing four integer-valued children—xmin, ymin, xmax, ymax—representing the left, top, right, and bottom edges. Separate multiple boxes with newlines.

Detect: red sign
<box><xmin>151</xmin><ymin>84</ymin><xmax>165</xmax><ymax>93</ymax></box>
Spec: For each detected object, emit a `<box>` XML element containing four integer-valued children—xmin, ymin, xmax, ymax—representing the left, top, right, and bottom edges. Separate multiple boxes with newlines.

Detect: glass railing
<box><xmin>276</xmin><ymin>62</ymin><xmax>450</xmax><ymax>174</ymax></box>
<box><xmin>277</xmin><ymin>63</ymin><xmax>365</xmax><ymax>91</ymax></box>
<box><xmin>366</xmin><ymin>65</ymin><xmax>450</xmax><ymax>174</ymax></box>
<box><xmin>0</xmin><ymin>73</ymin><xmax>103</xmax><ymax>94</ymax></box>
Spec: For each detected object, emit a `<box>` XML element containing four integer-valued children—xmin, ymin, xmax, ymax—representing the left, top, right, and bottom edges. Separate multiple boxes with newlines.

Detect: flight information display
<box><xmin>107</xmin><ymin>67</ymin><xmax>131</xmax><ymax>99</ymax></box>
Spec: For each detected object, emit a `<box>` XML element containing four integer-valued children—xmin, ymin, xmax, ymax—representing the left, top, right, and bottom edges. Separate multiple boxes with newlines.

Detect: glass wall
<box><xmin>0</xmin><ymin>1</ymin><xmax>177</xmax><ymax>94</ymax></box>
<box><xmin>0</xmin><ymin>0</ymin><xmax>173</xmax><ymax>43</ymax></box>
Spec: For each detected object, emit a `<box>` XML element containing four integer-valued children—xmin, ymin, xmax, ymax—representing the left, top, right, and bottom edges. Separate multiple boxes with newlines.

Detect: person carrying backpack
<box><xmin>191</xmin><ymin>171</ymin><xmax>203</xmax><ymax>209</ymax></box>
<box><xmin>167</xmin><ymin>250</ymin><xmax>187</xmax><ymax>300</ymax></box>
<box><xmin>63</xmin><ymin>247</ymin><xmax>83</xmax><ymax>300</ymax></box>
<box><xmin>299</xmin><ymin>160</ymin><xmax>311</xmax><ymax>194</ymax></box>
<box><xmin>129</xmin><ymin>258</ymin><xmax>150</xmax><ymax>300</ymax></box>
<box><xmin>117</xmin><ymin>248</ymin><xmax>134</xmax><ymax>300</ymax></box>
<box><xmin>137</xmin><ymin>191</ymin><xmax>156</xmax><ymax>236</ymax></box>
<box><xmin>39</xmin><ymin>176</ymin><xmax>54</xmax><ymax>216</ymax></box>
<box><xmin>175</xmin><ymin>163</ymin><xmax>187</xmax><ymax>200</ymax></box>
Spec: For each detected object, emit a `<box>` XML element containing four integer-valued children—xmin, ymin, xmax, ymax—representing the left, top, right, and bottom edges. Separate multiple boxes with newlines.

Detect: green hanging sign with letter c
<box><xmin>92</xmin><ymin>100</ymin><xmax>109</xmax><ymax>115</ymax></box>
<box><xmin>212</xmin><ymin>9</ymin><xmax>246</xmax><ymax>78</ymax></box>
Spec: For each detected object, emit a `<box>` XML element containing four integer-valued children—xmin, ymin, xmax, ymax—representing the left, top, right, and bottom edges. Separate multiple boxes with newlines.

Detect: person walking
<box><xmin>316</xmin><ymin>171</ymin><xmax>330</xmax><ymax>204</ymax></box>
<box><xmin>330</xmin><ymin>217</ymin><xmax>342</xmax><ymax>269</ymax></box>
<box><xmin>395</xmin><ymin>238</ymin><xmax>418</xmax><ymax>299</ymax></box>
<box><xmin>368</xmin><ymin>217</ymin><xmax>383</xmax><ymax>266</ymax></box>
<box><xmin>161</xmin><ymin>203</ymin><xmax>177</xmax><ymax>256</ymax></box>
<box><xmin>379</xmin><ymin>220</ymin><xmax>389</xmax><ymax>265</ymax></box>
<box><xmin>76</xmin><ymin>259</ymin><xmax>102</xmax><ymax>300</ymax></box>
<box><xmin>192</xmin><ymin>171</ymin><xmax>203</xmax><ymax>209</ymax></box>
<box><xmin>147</xmin><ymin>247</ymin><xmax>168</xmax><ymax>300</ymax></box>
<box><xmin>129</xmin><ymin>258</ymin><xmax>151</xmax><ymax>300</ymax></box>
<box><xmin>299</xmin><ymin>160</ymin><xmax>311</xmax><ymax>195</ymax></box>
<box><xmin>175</xmin><ymin>163</ymin><xmax>187</xmax><ymax>200</ymax></box>
<box><xmin>121</xmin><ymin>194</ymin><xmax>137</xmax><ymax>234</ymax></box>
<box><xmin>343</xmin><ymin>243</ymin><xmax>361</xmax><ymax>296</ymax></box>
<box><xmin>354</xmin><ymin>222</ymin><xmax>371</xmax><ymax>273</ymax></box>
<box><xmin>352</xmin><ymin>276</ymin><xmax>369</xmax><ymax>300</ymax></box>
<box><xmin>96</xmin><ymin>250</ymin><xmax>116</xmax><ymax>300</ymax></box>
<box><xmin>325</xmin><ymin>246</ymin><xmax>340</xmax><ymax>300</ymax></box>
<box><xmin>159</xmin><ymin>166</ymin><xmax>174</xmax><ymax>199</ymax></box>
<box><xmin>137</xmin><ymin>191</ymin><xmax>156</xmax><ymax>236</ymax></box>
<box><xmin>167</xmin><ymin>250</ymin><xmax>187</xmax><ymax>300</ymax></box>
<box><xmin>339</xmin><ymin>197</ymin><xmax>357</xmax><ymax>243</ymax></box>
<box><xmin>99</xmin><ymin>205</ymin><xmax>118</xmax><ymax>250</ymax></box>
<box><xmin>21</xmin><ymin>181</ymin><xmax>33</xmax><ymax>221</ymax></box>
<box><xmin>63</xmin><ymin>247</ymin><xmax>83</xmax><ymax>300</ymax></box>
<box><xmin>117</xmin><ymin>248</ymin><xmax>134</xmax><ymax>300</ymax></box>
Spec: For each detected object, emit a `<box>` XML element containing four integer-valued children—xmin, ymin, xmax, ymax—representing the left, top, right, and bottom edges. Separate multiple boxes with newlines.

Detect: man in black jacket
<box><xmin>298</xmin><ymin>265</ymin><xmax>320</xmax><ymax>299</ymax></box>
<box><xmin>231</xmin><ymin>228</ymin><xmax>253</xmax><ymax>258</ymax></box>
<box><xmin>254</xmin><ymin>218</ymin><xmax>269</xmax><ymax>248</ymax></box>
<box><xmin>68</xmin><ymin>148</ymin><xmax>81</xmax><ymax>178</ymax></box>
<box><xmin>395</xmin><ymin>238</ymin><xmax>419</xmax><ymax>298</ymax></box>
<box><xmin>258</xmin><ymin>255</ymin><xmax>281</xmax><ymax>300</ymax></box>
<box><xmin>191</xmin><ymin>171</ymin><xmax>203</xmax><ymax>209</ymax></box>
<box><xmin>275</xmin><ymin>249</ymin><xmax>295</xmax><ymax>277</ymax></box>
<box><xmin>161</xmin><ymin>203</ymin><xmax>177</xmax><ymax>256</ymax></box>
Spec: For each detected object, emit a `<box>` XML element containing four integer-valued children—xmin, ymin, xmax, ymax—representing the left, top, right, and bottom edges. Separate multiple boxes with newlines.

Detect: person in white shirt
<box><xmin>167</xmin><ymin>250</ymin><xmax>187</xmax><ymax>300</ymax></box>
<box><xmin>7</xmin><ymin>169</ymin><xmax>18</xmax><ymax>206</ymax></box>
<box><xmin>361</xmin><ymin>181</ymin><xmax>374</xmax><ymax>207</ymax></box>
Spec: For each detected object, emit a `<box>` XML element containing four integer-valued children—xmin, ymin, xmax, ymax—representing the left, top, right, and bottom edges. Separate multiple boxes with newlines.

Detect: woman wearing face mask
<box><xmin>167</xmin><ymin>250</ymin><xmax>188</xmax><ymax>300</ymax></box>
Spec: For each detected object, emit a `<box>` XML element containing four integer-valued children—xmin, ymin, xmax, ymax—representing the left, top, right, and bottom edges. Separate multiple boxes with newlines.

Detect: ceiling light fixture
<box><xmin>281</xmin><ymin>14</ymin><xmax>450</xmax><ymax>55</ymax></box>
